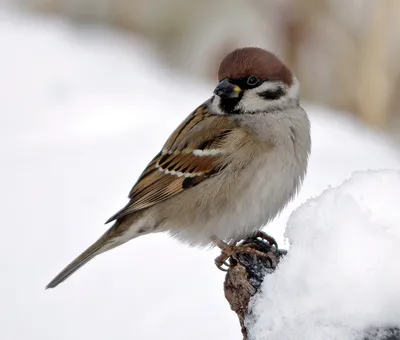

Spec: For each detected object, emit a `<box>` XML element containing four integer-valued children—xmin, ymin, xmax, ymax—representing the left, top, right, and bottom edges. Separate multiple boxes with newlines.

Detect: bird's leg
<box><xmin>211</xmin><ymin>237</ymin><xmax>238</xmax><ymax>271</ymax></box>
<box><xmin>254</xmin><ymin>231</ymin><xmax>278</xmax><ymax>249</ymax></box>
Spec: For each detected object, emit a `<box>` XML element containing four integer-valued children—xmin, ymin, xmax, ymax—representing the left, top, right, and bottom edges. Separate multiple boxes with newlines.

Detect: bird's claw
<box><xmin>215</xmin><ymin>260</ymin><xmax>230</xmax><ymax>271</ymax></box>
<box><xmin>212</xmin><ymin>232</ymin><xmax>279</xmax><ymax>271</ymax></box>
<box><xmin>254</xmin><ymin>231</ymin><xmax>279</xmax><ymax>250</ymax></box>
<box><xmin>214</xmin><ymin>252</ymin><xmax>234</xmax><ymax>271</ymax></box>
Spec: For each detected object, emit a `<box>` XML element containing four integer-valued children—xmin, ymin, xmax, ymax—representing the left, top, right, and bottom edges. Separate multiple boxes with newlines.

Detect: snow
<box><xmin>250</xmin><ymin>170</ymin><xmax>400</xmax><ymax>340</ymax></box>
<box><xmin>1</xmin><ymin>6</ymin><xmax>400</xmax><ymax>340</ymax></box>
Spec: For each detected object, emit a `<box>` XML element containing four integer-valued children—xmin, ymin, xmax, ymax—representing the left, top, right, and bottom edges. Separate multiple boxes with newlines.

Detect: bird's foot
<box><xmin>253</xmin><ymin>231</ymin><xmax>278</xmax><ymax>250</ymax></box>
<box><xmin>212</xmin><ymin>232</ymin><xmax>279</xmax><ymax>271</ymax></box>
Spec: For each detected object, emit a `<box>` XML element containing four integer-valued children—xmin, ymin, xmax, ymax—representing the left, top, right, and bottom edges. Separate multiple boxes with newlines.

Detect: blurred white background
<box><xmin>1</xmin><ymin>1</ymin><xmax>400</xmax><ymax>339</ymax></box>
<box><xmin>12</xmin><ymin>0</ymin><xmax>400</xmax><ymax>132</ymax></box>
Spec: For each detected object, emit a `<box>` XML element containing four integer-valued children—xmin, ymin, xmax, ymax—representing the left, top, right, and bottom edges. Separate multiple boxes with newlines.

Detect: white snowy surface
<box><xmin>1</xmin><ymin>7</ymin><xmax>400</xmax><ymax>340</ymax></box>
<box><xmin>250</xmin><ymin>170</ymin><xmax>400</xmax><ymax>340</ymax></box>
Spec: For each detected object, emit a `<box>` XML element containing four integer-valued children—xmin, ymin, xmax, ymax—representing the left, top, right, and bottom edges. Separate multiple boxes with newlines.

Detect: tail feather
<box><xmin>46</xmin><ymin>235</ymin><xmax>110</xmax><ymax>289</ymax></box>
<box><xmin>46</xmin><ymin>213</ymin><xmax>143</xmax><ymax>289</ymax></box>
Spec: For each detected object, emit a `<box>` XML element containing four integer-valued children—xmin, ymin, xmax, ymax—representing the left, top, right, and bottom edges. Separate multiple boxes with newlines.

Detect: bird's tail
<box><xmin>46</xmin><ymin>229</ymin><xmax>119</xmax><ymax>289</ymax></box>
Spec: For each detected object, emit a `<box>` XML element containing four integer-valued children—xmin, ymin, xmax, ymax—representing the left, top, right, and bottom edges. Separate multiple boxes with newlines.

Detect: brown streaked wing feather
<box><xmin>105</xmin><ymin>103</ymin><xmax>241</xmax><ymax>224</ymax></box>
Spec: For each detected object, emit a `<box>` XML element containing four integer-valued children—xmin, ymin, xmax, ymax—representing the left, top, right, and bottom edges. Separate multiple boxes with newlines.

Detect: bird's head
<box><xmin>211</xmin><ymin>47</ymin><xmax>299</xmax><ymax>115</ymax></box>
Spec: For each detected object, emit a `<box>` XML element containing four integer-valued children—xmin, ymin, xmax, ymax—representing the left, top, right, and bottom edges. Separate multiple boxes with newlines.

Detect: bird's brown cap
<box><xmin>218</xmin><ymin>47</ymin><xmax>293</xmax><ymax>86</ymax></box>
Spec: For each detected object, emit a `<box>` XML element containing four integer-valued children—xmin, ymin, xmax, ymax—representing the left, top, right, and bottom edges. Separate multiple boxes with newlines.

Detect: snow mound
<box><xmin>250</xmin><ymin>170</ymin><xmax>400</xmax><ymax>340</ymax></box>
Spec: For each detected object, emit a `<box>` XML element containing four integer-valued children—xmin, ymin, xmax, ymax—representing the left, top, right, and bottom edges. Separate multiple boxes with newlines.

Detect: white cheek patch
<box><xmin>236</xmin><ymin>77</ymin><xmax>300</xmax><ymax>113</ymax></box>
<box><xmin>236</xmin><ymin>82</ymin><xmax>281</xmax><ymax>112</ymax></box>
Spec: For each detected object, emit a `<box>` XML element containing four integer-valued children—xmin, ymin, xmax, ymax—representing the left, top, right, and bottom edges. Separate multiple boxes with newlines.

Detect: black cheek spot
<box><xmin>258</xmin><ymin>88</ymin><xmax>285</xmax><ymax>100</ymax></box>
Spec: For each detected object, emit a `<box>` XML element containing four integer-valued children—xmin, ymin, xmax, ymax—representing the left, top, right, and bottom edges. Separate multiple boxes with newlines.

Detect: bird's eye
<box><xmin>247</xmin><ymin>76</ymin><xmax>260</xmax><ymax>86</ymax></box>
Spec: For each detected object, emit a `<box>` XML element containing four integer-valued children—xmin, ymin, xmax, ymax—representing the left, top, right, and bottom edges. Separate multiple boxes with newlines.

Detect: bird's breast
<box><xmin>234</xmin><ymin>143</ymin><xmax>304</xmax><ymax>230</ymax></box>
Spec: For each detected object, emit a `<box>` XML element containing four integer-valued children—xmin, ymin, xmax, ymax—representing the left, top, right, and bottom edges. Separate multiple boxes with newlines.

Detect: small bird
<box><xmin>46</xmin><ymin>47</ymin><xmax>311</xmax><ymax>289</ymax></box>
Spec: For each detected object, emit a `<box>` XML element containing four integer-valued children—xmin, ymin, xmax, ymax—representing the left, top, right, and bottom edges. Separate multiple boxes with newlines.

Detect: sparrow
<box><xmin>46</xmin><ymin>47</ymin><xmax>311</xmax><ymax>289</ymax></box>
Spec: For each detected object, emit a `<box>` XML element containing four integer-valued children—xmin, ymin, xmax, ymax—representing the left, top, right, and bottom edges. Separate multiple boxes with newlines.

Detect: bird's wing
<box><xmin>105</xmin><ymin>103</ymin><xmax>246</xmax><ymax>223</ymax></box>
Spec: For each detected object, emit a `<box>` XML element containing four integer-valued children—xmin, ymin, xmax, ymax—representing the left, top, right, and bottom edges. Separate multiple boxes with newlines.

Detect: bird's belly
<box><xmin>163</xmin><ymin>147</ymin><xmax>304</xmax><ymax>245</ymax></box>
<box><xmin>213</xmin><ymin>157</ymin><xmax>300</xmax><ymax>241</ymax></box>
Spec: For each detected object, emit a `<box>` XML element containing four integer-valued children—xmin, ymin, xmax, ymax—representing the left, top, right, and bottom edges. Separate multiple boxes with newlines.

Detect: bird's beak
<box><xmin>213</xmin><ymin>79</ymin><xmax>242</xmax><ymax>99</ymax></box>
